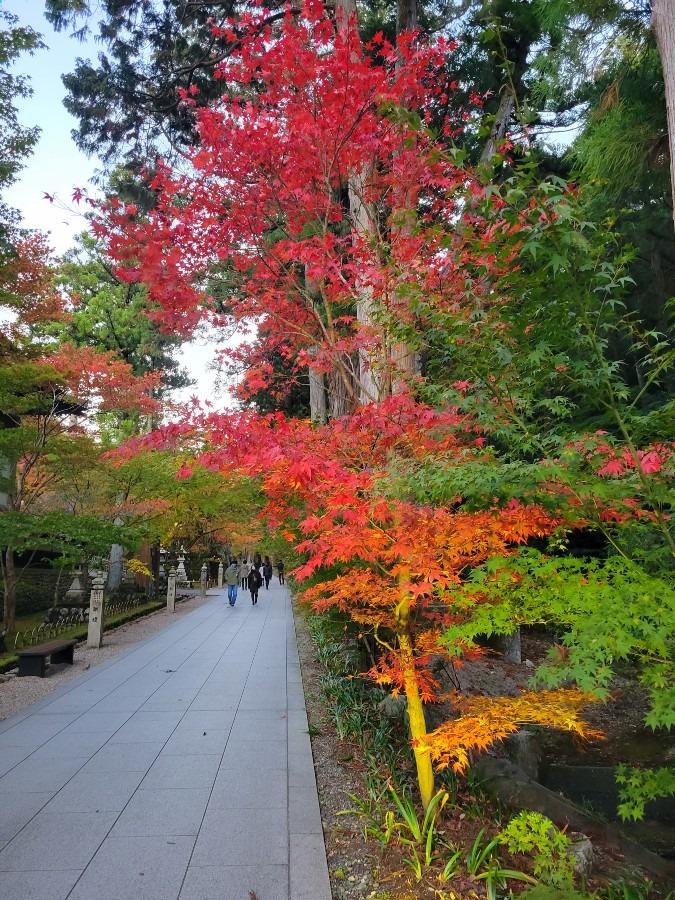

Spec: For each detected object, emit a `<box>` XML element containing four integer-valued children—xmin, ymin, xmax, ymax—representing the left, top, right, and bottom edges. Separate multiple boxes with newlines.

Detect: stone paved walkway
<box><xmin>0</xmin><ymin>581</ymin><xmax>331</xmax><ymax>900</ymax></box>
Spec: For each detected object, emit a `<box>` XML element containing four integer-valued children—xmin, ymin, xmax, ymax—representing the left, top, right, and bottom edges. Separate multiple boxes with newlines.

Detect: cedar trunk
<box><xmin>309</xmin><ymin>366</ymin><xmax>327</xmax><ymax>423</ymax></box>
<box><xmin>652</xmin><ymin>0</ymin><xmax>675</xmax><ymax>232</ymax></box>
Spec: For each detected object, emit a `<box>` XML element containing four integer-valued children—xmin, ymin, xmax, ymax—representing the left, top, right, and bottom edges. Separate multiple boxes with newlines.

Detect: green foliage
<box><xmin>0</xmin><ymin>360</ymin><xmax>65</xmax><ymax>418</ymax></box>
<box><xmin>9</xmin><ymin>570</ymin><xmax>63</xmax><ymax>616</ymax></box>
<box><xmin>343</xmin><ymin>786</ymin><xmax>453</xmax><ymax>880</ymax></box>
<box><xmin>520</xmin><ymin>888</ymin><xmax>586</xmax><ymax>900</ymax></box>
<box><xmin>0</xmin><ymin>511</ymin><xmax>143</xmax><ymax>559</ymax></box>
<box><xmin>307</xmin><ymin>611</ymin><xmax>415</xmax><ymax>790</ymax></box>
<box><xmin>46</xmin><ymin>0</ymin><xmax>248</xmax><ymax>165</ymax></box>
<box><xmin>441</xmin><ymin>549</ymin><xmax>675</xmax><ymax>747</ymax></box>
<box><xmin>461</xmin><ymin>827</ymin><xmax>537</xmax><ymax>900</ymax></box>
<box><xmin>382</xmin><ymin>167</ymin><xmax>675</xmax><ymax>815</ymax></box>
<box><xmin>598</xmin><ymin>876</ymin><xmax>661</xmax><ymax>900</ymax></box>
<box><xmin>497</xmin><ymin>811</ymin><xmax>574</xmax><ymax>888</ymax></box>
<box><xmin>465</xmin><ymin>828</ymin><xmax>500</xmax><ymax>876</ymax></box>
<box><xmin>109</xmin><ymin>450</ymin><xmax>264</xmax><ymax>554</ymax></box>
<box><xmin>615</xmin><ymin>765</ymin><xmax>675</xmax><ymax>821</ymax></box>
<box><xmin>49</xmin><ymin>232</ymin><xmax>192</xmax><ymax>401</ymax></box>
<box><xmin>341</xmin><ymin>791</ymin><xmax>397</xmax><ymax>850</ymax></box>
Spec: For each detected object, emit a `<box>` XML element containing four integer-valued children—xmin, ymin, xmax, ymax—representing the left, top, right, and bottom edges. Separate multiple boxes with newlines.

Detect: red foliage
<box><xmin>0</xmin><ymin>234</ymin><xmax>66</xmax><ymax>335</ymax></box>
<box><xmin>44</xmin><ymin>344</ymin><xmax>161</xmax><ymax>415</ymax></box>
<box><xmin>94</xmin><ymin>2</ymin><xmax>522</xmax><ymax>399</ymax></box>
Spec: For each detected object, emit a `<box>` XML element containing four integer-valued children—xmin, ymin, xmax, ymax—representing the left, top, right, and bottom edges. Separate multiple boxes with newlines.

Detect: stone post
<box><xmin>217</xmin><ymin>561</ymin><xmax>223</xmax><ymax>588</ymax></box>
<box><xmin>176</xmin><ymin>547</ymin><xmax>188</xmax><ymax>586</ymax></box>
<box><xmin>167</xmin><ymin>567</ymin><xmax>177</xmax><ymax>614</ymax></box>
<box><xmin>65</xmin><ymin>563</ymin><xmax>84</xmax><ymax>601</ymax></box>
<box><xmin>87</xmin><ymin>574</ymin><xmax>105</xmax><ymax>648</ymax></box>
<box><xmin>200</xmin><ymin>563</ymin><xmax>207</xmax><ymax>597</ymax></box>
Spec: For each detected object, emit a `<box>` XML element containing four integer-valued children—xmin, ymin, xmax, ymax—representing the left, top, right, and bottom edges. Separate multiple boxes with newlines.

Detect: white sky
<box><xmin>3</xmin><ymin>0</ymin><xmax>98</xmax><ymax>251</ymax></box>
<box><xmin>1</xmin><ymin>0</ymin><xmax>232</xmax><ymax>408</ymax></box>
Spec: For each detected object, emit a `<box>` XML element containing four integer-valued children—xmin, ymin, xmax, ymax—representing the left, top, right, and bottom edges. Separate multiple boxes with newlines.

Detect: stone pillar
<box><xmin>200</xmin><ymin>563</ymin><xmax>207</xmax><ymax>597</ymax></box>
<box><xmin>87</xmin><ymin>575</ymin><xmax>105</xmax><ymax>648</ymax></box>
<box><xmin>176</xmin><ymin>547</ymin><xmax>188</xmax><ymax>586</ymax></box>
<box><xmin>217</xmin><ymin>561</ymin><xmax>223</xmax><ymax>588</ymax></box>
<box><xmin>167</xmin><ymin>567</ymin><xmax>177</xmax><ymax>614</ymax></box>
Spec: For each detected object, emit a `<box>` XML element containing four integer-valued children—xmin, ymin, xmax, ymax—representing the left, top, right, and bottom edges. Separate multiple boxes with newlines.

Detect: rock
<box><xmin>377</xmin><ymin>693</ymin><xmax>408</xmax><ymax>721</ymax></box>
<box><xmin>567</xmin><ymin>832</ymin><xmax>593</xmax><ymax>877</ymax></box>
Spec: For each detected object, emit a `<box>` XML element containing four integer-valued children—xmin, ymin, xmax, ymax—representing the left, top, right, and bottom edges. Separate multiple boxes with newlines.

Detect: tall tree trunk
<box><xmin>108</xmin><ymin>544</ymin><xmax>124</xmax><ymax>591</ymax></box>
<box><xmin>389</xmin><ymin>0</ymin><xmax>419</xmax><ymax>391</ymax></box>
<box><xmin>305</xmin><ymin>272</ymin><xmax>329</xmax><ymax>423</ymax></box>
<box><xmin>336</xmin><ymin>0</ymin><xmax>382</xmax><ymax>406</ymax></box>
<box><xmin>309</xmin><ymin>365</ymin><xmax>327</xmax><ymax>423</ymax></box>
<box><xmin>652</xmin><ymin>0</ymin><xmax>675</xmax><ymax>233</ymax></box>
<box><xmin>480</xmin><ymin>86</ymin><xmax>515</xmax><ymax>164</ymax></box>
<box><xmin>397</xmin><ymin>0</ymin><xmax>417</xmax><ymax>37</ymax></box>
<box><xmin>348</xmin><ymin>142</ymin><xmax>381</xmax><ymax>404</ymax></box>
<box><xmin>2</xmin><ymin>458</ymin><xmax>18</xmax><ymax>632</ymax></box>
<box><xmin>3</xmin><ymin>546</ymin><xmax>17</xmax><ymax>633</ymax></box>
<box><xmin>328</xmin><ymin>361</ymin><xmax>352</xmax><ymax>418</ymax></box>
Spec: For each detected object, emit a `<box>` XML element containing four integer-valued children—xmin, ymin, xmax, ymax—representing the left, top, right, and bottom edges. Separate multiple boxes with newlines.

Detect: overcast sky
<box><xmin>3</xmin><ymin>0</ymin><xmax>99</xmax><ymax>254</ymax></box>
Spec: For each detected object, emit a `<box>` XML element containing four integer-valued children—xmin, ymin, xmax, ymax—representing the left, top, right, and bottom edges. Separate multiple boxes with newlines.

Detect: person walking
<box><xmin>276</xmin><ymin>559</ymin><xmax>285</xmax><ymax>585</ymax></box>
<box><xmin>225</xmin><ymin>559</ymin><xmax>239</xmax><ymax>606</ymax></box>
<box><xmin>248</xmin><ymin>565</ymin><xmax>262</xmax><ymax>605</ymax></box>
<box><xmin>239</xmin><ymin>558</ymin><xmax>250</xmax><ymax>591</ymax></box>
<box><xmin>263</xmin><ymin>556</ymin><xmax>273</xmax><ymax>590</ymax></box>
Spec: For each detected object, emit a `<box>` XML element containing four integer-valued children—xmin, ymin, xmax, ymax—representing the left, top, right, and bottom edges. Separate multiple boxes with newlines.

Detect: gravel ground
<box><xmin>0</xmin><ymin>590</ymin><xmax>216</xmax><ymax>723</ymax></box>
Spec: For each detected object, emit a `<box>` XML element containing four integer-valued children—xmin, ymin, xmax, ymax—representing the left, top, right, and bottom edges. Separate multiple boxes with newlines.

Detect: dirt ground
<box><xmin>294</xmin><ymin>615</ymin><xmax>674</xmax><ymax>899</ymax></box>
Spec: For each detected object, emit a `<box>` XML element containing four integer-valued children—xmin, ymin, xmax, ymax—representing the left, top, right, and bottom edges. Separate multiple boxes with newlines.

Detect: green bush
<box><xmin>520</xmin><ymin>888</ymin><xmax>586</xmax><ymax>900</ymax></box>
<box><xmin>498</xmin><ymin>811</ymin><xmax>574</xmax><ymax>888</ymax></box>
<box><xmin>9</xmin><ymin>571</ymin><xmax>63</xmax><ymax>616</ymax></box>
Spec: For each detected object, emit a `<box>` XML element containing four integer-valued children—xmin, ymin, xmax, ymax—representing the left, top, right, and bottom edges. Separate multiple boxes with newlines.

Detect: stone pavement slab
<box><xmin>0</xmin><ymin>582</ymin><xmax>332</xmax><ymax>900</ymax></box>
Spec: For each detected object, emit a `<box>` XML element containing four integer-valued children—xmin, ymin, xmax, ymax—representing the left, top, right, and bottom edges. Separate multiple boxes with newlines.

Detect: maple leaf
<box><xmin>418</xmin><ymin>688</ymin><xmax>601</xmax><ymax>773</ymax></box>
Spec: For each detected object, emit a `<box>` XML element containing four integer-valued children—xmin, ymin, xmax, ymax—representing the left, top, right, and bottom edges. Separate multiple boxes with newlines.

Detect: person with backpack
<box><xmin>247</xmin><ymin>565</ymin><xmax>262</xmax><ymax>605</ymax></box>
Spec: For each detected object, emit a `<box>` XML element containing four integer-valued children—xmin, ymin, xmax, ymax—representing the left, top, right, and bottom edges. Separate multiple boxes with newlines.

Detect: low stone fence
<box><xmin>11</xmin><ymin>594</ymin><xmax>152</xmax><ymax>651</ymax></box>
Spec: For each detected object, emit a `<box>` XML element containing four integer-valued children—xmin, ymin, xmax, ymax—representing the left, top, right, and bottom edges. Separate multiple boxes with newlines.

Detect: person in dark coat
<box><xmin>276</xmin><ymin>560</ymin><xmax>285</xmax><ymax>585</ymax></box>
<box><xmin>263</xmin><ymin>556</ymin><xmax>273</xmax><ymax>589</ymax></box>
<box><xmin>247</xmin><ymin>565</ymin><xmax>262</xmax><ymax>605</ymax></box>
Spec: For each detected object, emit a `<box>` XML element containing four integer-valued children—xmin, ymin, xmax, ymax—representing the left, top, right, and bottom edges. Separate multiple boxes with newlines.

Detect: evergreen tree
<box><xmin>48</xmin><ymin>231</ymin><xmax>192</xmax><ymax>399</ymax></box>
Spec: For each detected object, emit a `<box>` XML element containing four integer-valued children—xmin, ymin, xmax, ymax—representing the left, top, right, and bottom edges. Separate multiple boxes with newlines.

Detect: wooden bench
<box><xmin>16</xmin><ymin>639</ymin><xmax>78</xmax><ymax>678</ymax></box>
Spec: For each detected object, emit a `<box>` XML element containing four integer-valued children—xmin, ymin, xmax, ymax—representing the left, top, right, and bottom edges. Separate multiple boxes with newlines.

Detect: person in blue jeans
<box><xmin>225</xmin><ymin>559</ymin><xmax>239</xmax><ymax>605</ymax></box>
